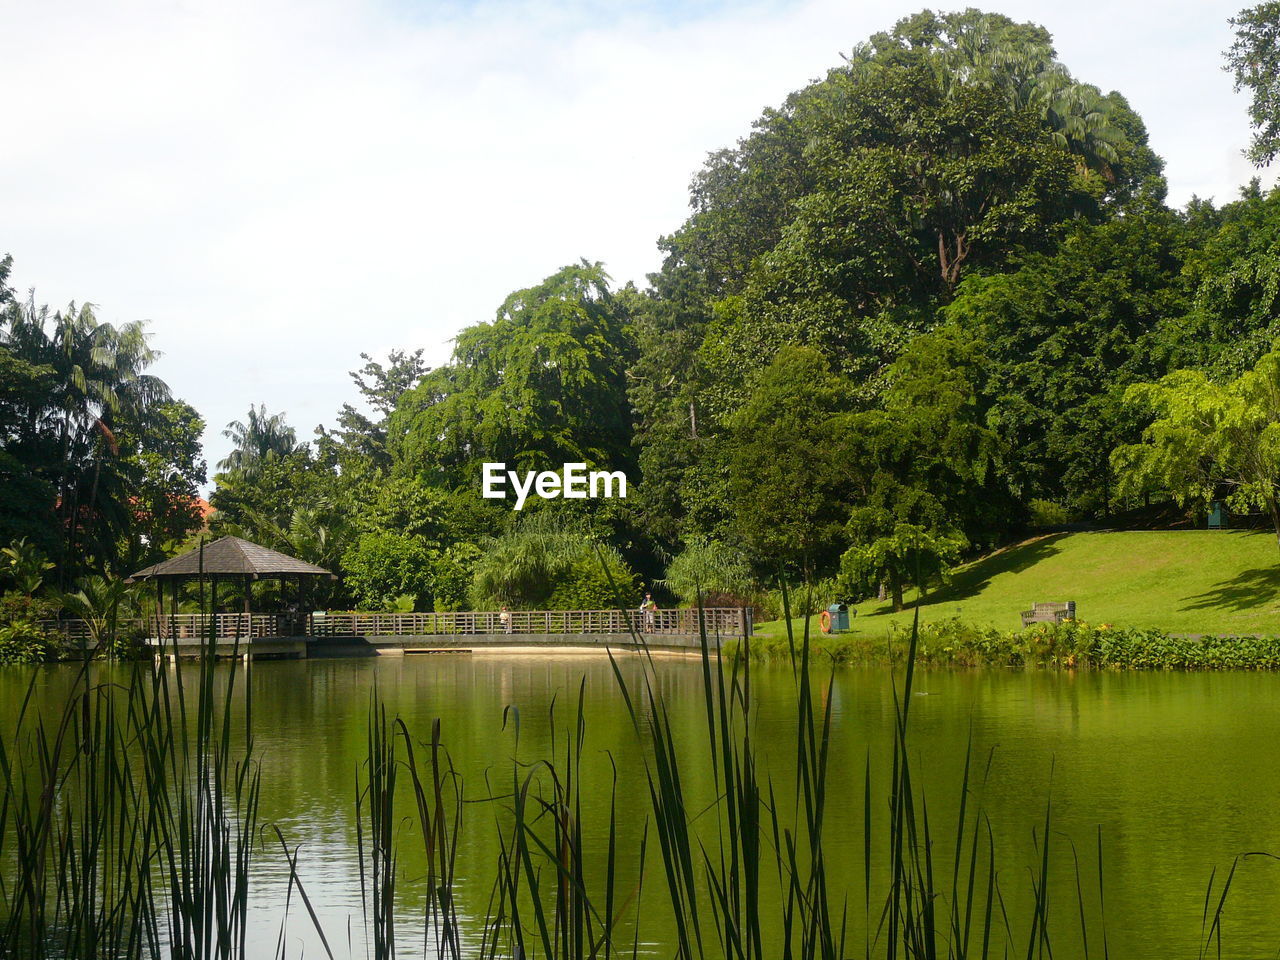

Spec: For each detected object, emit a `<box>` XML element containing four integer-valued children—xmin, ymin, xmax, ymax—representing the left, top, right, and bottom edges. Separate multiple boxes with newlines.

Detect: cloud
<box><xmin>1</xmin><ymin>0</ymin><xmax>1270</xmax><ymax>478</ymax></box>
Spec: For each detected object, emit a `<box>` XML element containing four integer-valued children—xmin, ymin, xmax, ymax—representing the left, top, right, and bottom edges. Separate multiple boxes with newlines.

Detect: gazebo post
<box><xmin>170</xmin><ymin>579</ymin><xmax>178</xmax><ymax>640</ymax></box>
<box><xmin>210</xmin><ymin>578</ymin><xmax>219</xmax><ymax>642</ymax></box>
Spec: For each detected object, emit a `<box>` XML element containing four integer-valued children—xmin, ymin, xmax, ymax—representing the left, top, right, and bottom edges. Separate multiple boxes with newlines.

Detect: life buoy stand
<box><xmin>819</xmin><ymin>610</ymin><xmax>833</xmax><ymax>634</ymax></box>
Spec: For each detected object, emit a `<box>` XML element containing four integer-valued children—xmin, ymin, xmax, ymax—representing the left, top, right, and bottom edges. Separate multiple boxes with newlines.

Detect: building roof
<box><xmin>126</xmin><ymin>535</ymin><xmax>335</xmax><ymax>582</ymax></box>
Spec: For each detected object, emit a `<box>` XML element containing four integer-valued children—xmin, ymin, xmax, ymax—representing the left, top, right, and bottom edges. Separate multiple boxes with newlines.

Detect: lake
<box><xmin>4</xmin><ymin>652</ymin><xmax>1280</xmax><ymax>958</ymax></box>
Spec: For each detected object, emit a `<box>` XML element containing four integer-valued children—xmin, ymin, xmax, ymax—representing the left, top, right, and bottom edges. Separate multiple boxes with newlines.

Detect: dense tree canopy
<box><xmin>391</xmin><ymin>262</ymin><xmax>635</xmax><ymax>486</ymax></box>
<box><xmin>7</xmin><ymin>6</ymin><xmax>1280</xmax><ymax>637</ymax></box>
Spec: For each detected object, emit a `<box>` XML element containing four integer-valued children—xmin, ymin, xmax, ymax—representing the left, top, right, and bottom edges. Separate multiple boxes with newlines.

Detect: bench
<box><xmin>1020</xmin><ymin>601</ymin><xmax>1076</xmax><ymax>627</ymax></box>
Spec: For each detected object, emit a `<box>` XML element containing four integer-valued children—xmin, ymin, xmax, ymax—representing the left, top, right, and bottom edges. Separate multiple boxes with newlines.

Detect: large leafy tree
<box><xmin>391</xmin><ymin>262</ymin><xmax>635</xmax><ymax>485</ymax></box>
<box><xmin>943</xmin><ymin>210</ymin><xmax>1189</xmax><ymax>518</ymax></box>
<box><xmin>1113</xmin><ymin>343</ymin><xmax>1280</xmax><ymax>548</ymax></box>
<box><xmin>631</xmin><ymin>8</ymin><xmax>1163</xmax><ymax>548</ymax></box>
<box><xmin>2</xmin><ymin>291</ymin><xmax>170</xmax><ymax>575</ymax></box>
<box><xmin>318</xmin><ymin>349</ymin><xmax>428</xmax><ymax>476</ymax></box>
<box><xmin>1175</xmin><ymin>182</ymin><xmax>1280</xmax><ymax>377</ymax></box>
<box><xmin>725</xmin><ymin>346</ymin><xmax>853</xmax><ymax>576</ymax></box>
<box><xmin>117</xmin><ymin>400</ymin><xmax>208</xmax><ymax>570</ymax></box>
<box><xmin>839</xmin><ymin>330</ymin><xmax>1003</xmax><ymax>609</ymax></box>
<box><xmin>1226</xmin><ymin>2</ymin><xmax>1280</xmax><ymax>167</ymax></box>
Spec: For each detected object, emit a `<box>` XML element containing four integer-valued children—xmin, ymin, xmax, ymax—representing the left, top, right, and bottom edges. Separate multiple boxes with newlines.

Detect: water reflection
<box><xmin>5</xmin><ymin>657</ymin><xmax>1280</xmax><ymax>958</ymax></box>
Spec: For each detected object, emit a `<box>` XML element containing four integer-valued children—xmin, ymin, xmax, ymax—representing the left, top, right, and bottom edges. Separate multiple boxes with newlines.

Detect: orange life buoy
<box><xmin>819</xmin><ymin>610</ymin><xmax>832</xmax><ymax>634</ymax></box>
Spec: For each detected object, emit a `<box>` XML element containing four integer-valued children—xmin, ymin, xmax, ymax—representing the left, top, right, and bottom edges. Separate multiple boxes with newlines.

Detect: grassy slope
<box><xmin>757</xmin><ymin>530</ymin><xmax>1280</xmax><ymax>638</ymax></box>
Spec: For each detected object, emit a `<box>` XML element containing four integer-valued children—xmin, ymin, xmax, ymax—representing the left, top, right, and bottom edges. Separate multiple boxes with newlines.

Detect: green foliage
<box><xmin>726</xmin><ymin>345</ymin><xmax>852</xmax><ymax>572</ymax></box>
<box><xmin>944</xmin><ymin>210</ymin><xmax>1188</xmax><ymax>516</ymax></box>
<box><xmin>430</xmin><ymin>542</ymin><xmax>482</xmax><ymax>612</ymax></box>
<box><xmin>661</xmin><ymin>537</ymin><xmax>755</xmax><ymax>603</ymax></box>
<box><xmin>0</xmin><ymin>591</ymin><xmax>61</xmax><ymax>664</ymax></box>
<box><xmin>58</xmin><ymin>574</ymin><xmax>143</xmax><ymax>656</ymax></box>
<box><xmin>1027</xmin><ymin>498</ymin><xmax>1073</xmax><ymax>527</ymax></box>
<box><xmin>1113</xmin><ymin>344</ymin><xmax>1280</xmax><ymax>543</ymax></box>
<box><xmin>320</xmin><ymin>348</ymin><xmax>427</xmax><ymax>475</ymax></box>
<box><xmin>467</xmin><ymin>514</ymin><xmax>639</xmax><ymax>609</ymax></box>
<box><xmin>1226</xmin><ymin>3</ymin><xmax>1280</xmax><ymax>167</ymax></box>
<box><xmin>545</xmin><ymin>551</ymin><xmax>639</xmax><ymax>610</ymax></box>
<box><xmin>838</xmin><ymin>330</ymin><xmax>1001</xmax><ymax>608</ymax></box>
<box><xmin>740</xmin><ymin>616</ymin><xmax>1280</xmax><ymax>671</ymax></box>
<box><xmin>1</xmin><ymin>537</ymin><xmax>54</xmax><ymax>596</ymax></box>
<box><xmin>118</xmin><ymin>400</ymin><xmax>208</xmax><ymax>570</ymax></box>
<box><xmin>0</xmin><ymin>619</ymin><xmax>57</xmax><ymax>664</ymax></box>
<box><xmin>342</xmin><ymin>532</ymin><xmax>436</xmax><ymax>611</ymax></box>
<box><xmin>217</xmin><ymin>404</ymin><xmax>298</xmax><ymax>474</ymax></box>
<box><xmin>1175</xmin><ymin>183</ymin><xmax>1280</xmax><ymax>375</ymax></box>
<box><xmin>1</xmin><ymin>279</ymin><xmax>173</xmax><ymax>576</ymax></box>
<box><xmin>390</xmin><ymin>262</ymin><xmax>635</xmax><ymax>485</ymax></box>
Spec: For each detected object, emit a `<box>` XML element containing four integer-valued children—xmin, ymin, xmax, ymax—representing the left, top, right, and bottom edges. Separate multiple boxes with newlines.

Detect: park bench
<box><xmin>1020</xmin><ymin>601</ymin><xmax>1076</xmax><ymax>627</ymax></box>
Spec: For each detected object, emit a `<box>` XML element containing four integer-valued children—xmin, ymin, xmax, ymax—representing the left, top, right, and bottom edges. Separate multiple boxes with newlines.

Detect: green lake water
<box><xmin>6</xmin><ymin>653</ymin><xmax>1280</xmax><ymax>958</ymax></box>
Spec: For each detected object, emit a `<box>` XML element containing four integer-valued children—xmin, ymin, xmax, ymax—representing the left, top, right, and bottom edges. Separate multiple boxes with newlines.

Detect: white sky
<box><xmin>2</xmin><ymin>0</ymin><xmax>1274</xmax><ymax>478</ymax></box>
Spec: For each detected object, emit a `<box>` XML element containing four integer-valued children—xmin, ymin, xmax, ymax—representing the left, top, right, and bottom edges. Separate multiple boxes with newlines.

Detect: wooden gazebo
<box><xmin>127</xmin><ymin>535</ymin><xmax>335</xmax><ymax>641</ymax></box>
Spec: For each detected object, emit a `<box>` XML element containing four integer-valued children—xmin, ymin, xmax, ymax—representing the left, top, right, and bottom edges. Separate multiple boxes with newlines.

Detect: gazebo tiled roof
<box><xmin>126</xmin><ymin>535</ymin><xmax>335</xmax><ymax>582</ymax></box>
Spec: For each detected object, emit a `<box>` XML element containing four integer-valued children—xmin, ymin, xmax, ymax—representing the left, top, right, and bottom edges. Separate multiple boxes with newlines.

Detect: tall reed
<box><xmin>0</xmin><ymin>629</ymin><xmax>261</xmax><ymax>958</ymax></box>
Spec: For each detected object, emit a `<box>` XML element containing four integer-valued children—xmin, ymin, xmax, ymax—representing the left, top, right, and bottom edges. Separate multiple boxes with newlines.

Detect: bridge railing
<box><xmin>36</xmin><ymin>607</ymin><xmax>751</xmax><ymax>642</ymax></box>
<box><xmin>311</xmin><ymin>607</ymin><xmax>749</xmax><ymax>638</ymax></box>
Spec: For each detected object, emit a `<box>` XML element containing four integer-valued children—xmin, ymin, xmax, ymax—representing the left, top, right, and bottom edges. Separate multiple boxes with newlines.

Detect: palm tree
<box><xmin>3</xmin><ymin>298</ymin><xmax>171</xmax><ymax>578</ymax></box>
<box><xmin>218</xmin><ymin>404</ymin><xmax>298</xmax><ymax>473</ymax></box>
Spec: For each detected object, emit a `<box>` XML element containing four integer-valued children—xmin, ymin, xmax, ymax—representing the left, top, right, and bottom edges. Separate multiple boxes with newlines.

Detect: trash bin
<box><xmin>1209</xmin><ymin>501</ymin><xmax>1227</xmax><ymax>529</ymax></box>
<box><xmin>826</xmin><ymin>603</ymin><xmax>850</xmax><ymax>633</ymax></box>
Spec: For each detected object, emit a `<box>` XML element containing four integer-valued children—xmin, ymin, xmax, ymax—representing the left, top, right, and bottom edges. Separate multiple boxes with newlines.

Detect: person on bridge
<box><xmin>639</xmin><ymin>593</ymin><xmax>657</xmax><ymax>631</ymax></box>
<box><xmin>499</xmin><ymin>605</ymin><xmax>512</xmax><ymax>634</ymax></box>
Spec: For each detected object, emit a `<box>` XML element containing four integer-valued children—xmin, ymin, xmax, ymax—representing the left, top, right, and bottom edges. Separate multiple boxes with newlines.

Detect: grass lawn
<box><xmin>756</xmin><ymin>530</ymin><xmax>1280</xmax><ymax>639</ymax></box>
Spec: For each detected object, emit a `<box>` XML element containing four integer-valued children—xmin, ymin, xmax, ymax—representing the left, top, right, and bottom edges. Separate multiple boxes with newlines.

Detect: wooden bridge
<box><xmin>39</xmin><ymin>608</ymin><xmax>753</xmax><ymax>660</ymax></box>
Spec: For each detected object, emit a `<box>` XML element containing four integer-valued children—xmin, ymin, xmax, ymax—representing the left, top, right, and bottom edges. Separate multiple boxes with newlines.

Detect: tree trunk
<box><xmin>1269</xmin><ymin>498</ymin><xmax>1280</xmax><ymax>555</ymax></box>
<box><xmin>890</xmin><ymin>573</ymin><xmax>904</xmax><ymax>613</ymax></box>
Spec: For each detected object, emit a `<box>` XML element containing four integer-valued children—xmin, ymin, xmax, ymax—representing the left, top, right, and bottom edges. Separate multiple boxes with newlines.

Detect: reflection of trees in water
<box><xmin>8</xmin><ymin>661</ymin><xmax>1280</xmax><ymax>957</ymax></box>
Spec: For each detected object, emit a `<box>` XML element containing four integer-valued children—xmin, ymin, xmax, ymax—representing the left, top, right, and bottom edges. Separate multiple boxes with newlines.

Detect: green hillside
<box><xmin>760</xmin><ymin>531</ymin><xmax>1280</xmax><ymax>638</ymax></box>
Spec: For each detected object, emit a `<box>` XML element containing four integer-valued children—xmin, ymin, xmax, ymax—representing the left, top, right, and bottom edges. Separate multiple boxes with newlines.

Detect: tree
<box><xmin>661</xmin><ymin>538</ymin><xmax>755</xmax><ymax>604</ymax></box>
<box><xmin>342</xmin><ymin>531</ymin><xmax>437</xmax><ymax>610</ymax></box>
<box><xmin>2</xmin><ymin>294</ymin><xmax>171</xmax><ymax>576</ymax></box>
<box><xmin>1174</xmin><ymin>182</ymin><xmax>1280</xmax><ymax>377</ymax></box>
<box><xmin>321</xmin><ymin>349</ymin><xmax>428</xmax><ymax>474</ymax></box>
<box><xmin>942</xmin><ymin>211</ymin><xmax>1188</xmax><ymax>517</ymax></box>
<box><xmin>466</xmin><ymin>513</ymin><xmax>638</xmax><ymax>609</ymax></box>
<box><xmin>725</xmin><ymin>346</ymin><xmax>852</xmax><ymax>576</ymax></box>
<box><xmin>118</xmin><ymin>401</ymin><xmax>208</xmax><ymax>570</ymax></box>
<box><xmin>1113</xmin><ymin>344</ymin><xmax>1280</xmax><ymax>549</ymax></box>
<box><xmin>218</xmin><ymin>404</ymin><xmax>298</xmax><ymax>474</ymax></box>
<box><xmin>838</xmin><ymin>330</ymin><xmax>1002</xmax><ymax>610</ymax></box>
<box><xmin>390</xmin><ymin>262</ymin><xmax>636</xmax><ymax>486</ymax></box>
<box><xmin>1226</xmin><ymin>3</ymin><xmax>1280</xmax><ymax>167</ymax></box>
<box><xmin>1</xmin><ymin>539</ymin><xmax>54</xmax><ymax>597</ymax></box>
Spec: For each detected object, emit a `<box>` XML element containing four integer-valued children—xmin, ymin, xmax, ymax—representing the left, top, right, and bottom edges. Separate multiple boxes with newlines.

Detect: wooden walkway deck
<box><xmin>38</xmin><ymin>608</ymin><xmax>753</xmax><ymax>660</ymax></box>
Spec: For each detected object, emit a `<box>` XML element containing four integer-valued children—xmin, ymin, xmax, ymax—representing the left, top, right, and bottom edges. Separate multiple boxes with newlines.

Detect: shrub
<box><xmin>662</xmin><ymin>539</ymin><xmax>755</xmax><ymax>603</ymax></box>
<box><xmin>0</xmin><ymin>619</ymin><xmax>58</xmax><ymax>663</ymax></box>
<box><xmin>546</xmin><ymin>553</ymin><xmax>639</xmax><ymax>610</ymax></box>
<box><xmin>342</xmin><ymin>532</ymin><xmax>436</xmax><ymax>611</ymax></box>
<box><xmin>0</xmin><ymin>592</ymin><xmax>62</xmax><ymax>663</ymax></box>
<box><xmin>1028</xmin><ymin>498</ymin><xmax>1073</xmax><ymax>527</ymax></box>
<box><xmin>734</xmin><ymin>616</ymin><xmax>1280</xmax><ymax>672</ymax></box>
<box><xmin>101</xmin><ymin>620</ymin><xmax>149</xmax><ymax>661</ymax></box>
<box><xmin>468</xmin><ymin>515</ymin><xmax>640</xmax><ymax>610</ymax></box>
